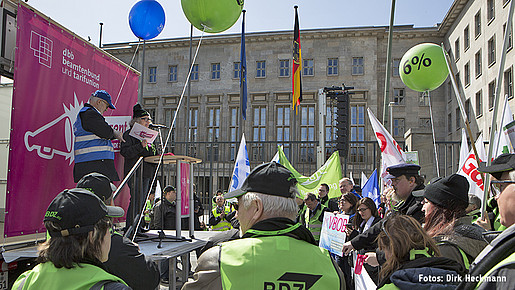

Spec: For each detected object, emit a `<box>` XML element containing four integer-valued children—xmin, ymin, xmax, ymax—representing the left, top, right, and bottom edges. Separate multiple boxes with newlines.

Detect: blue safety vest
<box><xmin>74</xmin><ymin>106</ymin><xmax>114</xmax><ymax>163</ymax></box>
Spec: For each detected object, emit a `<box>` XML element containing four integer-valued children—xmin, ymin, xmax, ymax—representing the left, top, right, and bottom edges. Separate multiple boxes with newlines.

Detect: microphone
<box><xmin>149</xmin><ymin>123</ymin><xmax>168</xmax><ymax>129</ymax></box>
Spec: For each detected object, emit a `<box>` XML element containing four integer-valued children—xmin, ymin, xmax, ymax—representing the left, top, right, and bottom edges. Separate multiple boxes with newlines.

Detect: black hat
<box><xmin>478</xmin><ymin>153</ymin><xmax>515</xmax><ymax>180</ymax></box>
<box><xmin>225</xmin><ymin>162</ymin><xmax>297</xmax><ymax>199</ymax></box>
<box><xmin>76</xmin><ymin>173</ymin><xmax>117</xmax><ymax>204</ymax></box>
<box><xmin>423</xmin><ymin>174</ymin><xmax>469</xmax><ymax>209</ymax></box>
<box><xmin>44</xmin><ymin>188</ymin><xmax>124</xmax><ymax>237</ymax></box>
<box><xmin>93</xmin><ymin>90</ymin><xmax>115</xmax><ymax>109</ymax></box>
<box><xmin>133</xmin><ymin>103</ymin><xmax>149</xmax><ymax>119</ymax></box>
<box><xmin>386</xmin><ymin>163</ymin><xmax>421</xmax><ymax>178</ymax></box>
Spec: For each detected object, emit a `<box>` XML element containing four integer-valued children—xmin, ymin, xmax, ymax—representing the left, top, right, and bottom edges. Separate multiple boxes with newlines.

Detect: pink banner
<box><xmin>6</xmin><ymin>4</ymin><xmax>139</xmax><ymax>237</ymax></box>
<box><xmin>180</xmin><ymin>162</ymin><xmax>190</xmax><ymax>217</ymax></box>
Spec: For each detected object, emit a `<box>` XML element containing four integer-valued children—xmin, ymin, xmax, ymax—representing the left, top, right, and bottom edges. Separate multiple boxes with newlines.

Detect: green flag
<box><xmin>277</xmin><ymin>146</ymin><xmax>343</xmax><ymax>199</ymax></box>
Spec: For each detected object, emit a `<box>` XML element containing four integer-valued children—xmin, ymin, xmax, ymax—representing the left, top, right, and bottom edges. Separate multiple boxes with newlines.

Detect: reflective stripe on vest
<box><xmin>73</xmin><ymin>106</ymin><xmax>114</xmax><ymax>163</ymax></box>
<box><xmin>305</xmin><ymin>204</ymin><xmax>325</xmax><ymax>240</ymax></box>
<box><xmin>476</xmin><ymin>251</ymin><xmax>515</xmax><ymax>288</ymax></box>
<box><xmin>212</xmin><ymin>206</ymin><xmax>232</xmax><ymax>231</ymax></box>
<box><xmin>220</xmin><ymin>236</ymin><xmax>342</xmax><ymax>290</ymax></box>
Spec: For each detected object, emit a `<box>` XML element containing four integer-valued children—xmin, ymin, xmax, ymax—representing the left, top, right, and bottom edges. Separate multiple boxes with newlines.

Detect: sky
<box><xmin>26</xmin><ymin>0</ymin><xmax>455</xmax><ymax>46</ymax></box>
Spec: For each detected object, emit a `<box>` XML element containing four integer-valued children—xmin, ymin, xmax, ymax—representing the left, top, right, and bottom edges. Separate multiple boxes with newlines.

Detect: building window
<box><xmin>464</xmin><ymin>26</ymin><xmax>470</xmax><ymax>51</ymax></box>
<box><xmin>326</xmin><ymin>105</ymin><xmax>336</xmax><ymax>142</ymax></box>
<box><xmin>303</xmin><ymin>59</ymin><xmax>314</xmax><ymax>76</ymax></box>
<box><xmin>465</xmin><ymin>99</ymin><xmax>471</xmax><ymax>119</ymax></box>
<box><xmin>168</xmin><ymin>65</ymin><xmax>177</xmax><ymax>82</ymax></box>
<box><xmin>488</xmin><ymin>36</ymin><xmax>496</xmax><ymax>66</ymax></box>
<box><xmin>393</xmin><ymin>118</ymin><xmax>405</xmax><ymax>137</ymax></box>
<box><xmin>456</xmin><ymin>107</ymin><xmax>461</xmax><ymax>130</ymax></box>
<box><xmin>163</xmin><ymin>108</ymin><xmax>176</xmax><ymax>151</ymax></box>
<box><xmin>252</xmin><ymin>106</ymin><xmax>266</xmax><ymax>160</ymax></box>
<box><xmin>487</xmin><ymin>0</ymin><xmax>495</xmax><ymax>22</ymax></box>
<box><xmin>393</xmin><ymin>59</ymin><xmax>400</xmax><ymax>77</ymax></box>
<box><xmin>211</xmin><ymin>63</ymin><xmax>220</xmax><ymax>80</ymax></box>
<box><xmin>393</xmin><ymin>88</ymin><xmax>405</xmax><ymax>105</ymax></box>
<box><xmin>489</xmin><ymin>80</ymin><xmax>496</xmax><ymax>109</ymax></box>
<box><xmin>350</xmin><ymin>104</ymin><xmax>365</xmax><ymax>163</ymax></box>
<box><xmin>464</xmin><ymin>62</ymin><xmax>470</xmax><ymax>86</ymax></box>
<box><xmin>207</xmin><ymin>107</ymin><xmax>220</xmax><ymax>161</ymax></box>
<box><xmin>277</xmin><ymin>106</ymin><xmax>290</xmax><ymax>157</ymax></box>
<box><xmin>505</xmin><ymin>67</ymin><xmax>513</xmax><ymax>99</ymax></box>
<box><xmin>300</xmin><ymin>105</ymin><xmax>315</xmax><ymax>162</ymax></box>
<box><xmin>504</xmin><ymin>23</ymin><xmax>513</xmax><ymax>51</ymax></box>
<box><xmin>327</xmin><ymin>58</ymin><xmax>338</xmax><ymax>76</ymax></box>
<box><xmin>454</xmin><ymin>38</ymin><xmax>460</xmax><ymax>60</ymax></box>
<box><xmin>419</xmin><ymin>92</ymin><xmax>429</xmax><ymax>106</ymax></box>
<box><xmin>475</xmin><ymin>10</ymin><xmax>481</xmax><ymax>38</ymax></box>
<box><xmin>189</xmin><ymin>108</ymin><xmax>198</xmax><ymax>142</ymax></box>
<box><xmin>148</xmin><ymin>66</ymin><xmax>157</xmax><ymax>83</ymax></box>
<box><xmin>448</xmin><ymin>113</ymin><xmax>452</xmax><ymax>133</ymax></box>
<box><xmin>456</xmin><ymin>72</ymin><xmax>461</xmax><ymax>88</ymax></box>
<box><xmin>233</xmin><ymin>62</ymin><xmax>241</xmax><ymax>79</ymax></box>
<box><xmin>279</xmin><ymin>59</ymin><xmax>290</xmax><ymax>77</ymax></box>
<box><xmin>475</xmin><ymin>50</ymin><xmax>482</xmax><ymax>78</ymax></box>
<box><xmin>476</xmin><ymin>90</ymin><xmax>483</xmax><ymax>116</ymax></box>
<box><xmin>352</xmin><ymin>57</ymin><xmax>364</xmax><ymax>75</ymax></box>
<box><xmin>256</xmin><ymin>61</ymin><xmax>266</xmax><ymax>78</ymax></box>
<box><xmin>230</xmin><ymin>107</ymin><xmax>238</xmax><ymax>160</ymax></box>
<box><xmin>191</xmin><ymin>64</ymin><xmax>199</xmax><ymax>81</ymax></box>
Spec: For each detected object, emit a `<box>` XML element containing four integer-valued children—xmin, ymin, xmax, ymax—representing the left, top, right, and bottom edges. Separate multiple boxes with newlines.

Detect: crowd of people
<box><xmin>12</xmin><ymin>89</ymin><xmax>515</xmax><ymax>289</ymax></box>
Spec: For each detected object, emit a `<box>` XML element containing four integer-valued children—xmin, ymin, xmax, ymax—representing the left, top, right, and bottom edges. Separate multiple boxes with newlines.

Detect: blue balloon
<box><xmin>129</xmin><ymin>0</ymin><xmax>166</xmax><ymax>40</ymax></box>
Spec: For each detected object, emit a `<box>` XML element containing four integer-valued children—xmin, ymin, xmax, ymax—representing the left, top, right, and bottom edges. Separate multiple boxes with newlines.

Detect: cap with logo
<box><xmin>93</xmin><ymin>90</ymin><xmax>116</xmax><ymax>110</ymax></box>
<box><xmin>225</xmin><ymin>162</ymin><xmax>297</xmax><ymax>199</ymax></box>
<box><xmin>44</xmin><ymin>188</ymin><xmax>124</xmax><ymax>237</ymax></box>
<box><xmin>478</xmin><ymin>153</ymin><xmax>515</xmax><ymax>180</ymax></box>
<box><xmin>76</xmin><ymin>172</ymin><xmax>117</xmax><ymax>204</ymax></box>
<box><xmin>386</xmin><ymin>163</ymin><xmax>421</xmax><ymax>178</ymax></box>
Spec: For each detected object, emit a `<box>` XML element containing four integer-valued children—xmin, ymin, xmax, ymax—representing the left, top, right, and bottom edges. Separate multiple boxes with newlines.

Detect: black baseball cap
<box><xmin>386</xmin><ymin>163</ymin><xmax>421</xmax><ymax>178</ymax></box>
<box><xmin>44</xmin><ymin>188</ymin><xmax>124</xmax><ymax>237</ymax></box>
<box><xmin>225</xmin><ymin>162</ymin><xmax>297</xmax><ymax>199</ymax></box>
<box><xmin>76</xmin><ymin>172</ymin><xmax>117</xmax><ymax>204</ymax></box>
<box><xmin>478</xmin><ymin>153</ymin><xmax>515</xmax><ymax>180</ymax></box>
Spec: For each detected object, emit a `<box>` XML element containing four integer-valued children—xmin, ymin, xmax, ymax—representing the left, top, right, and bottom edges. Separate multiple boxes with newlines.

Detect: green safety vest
<box><xmin>212</xmin><ymin>206</ymin><xmax>232</xmax><ymax>231</ymax></box>
<box><xmin>144</xmin><ymin>199</ymin><xmax>152</xmax><ymax>222</ymax></box>
<box><xmin>219</xmin><ymin>235</ymin><xmax>341</xmax><ymax>290</ymax></box>
<box><xmin>304</xmin><ymin>204</ymin><xmax>326</xmax><ymax>241</ymax></box>
<box><xmin>12</xmin><ymin>262</ymin><xmax>127</xmax><ymax>290</ymax></box>
<box><xmin>476</xmin><ymin>251</ymin><xmax>515</xmax><ymax>288</ymax></box>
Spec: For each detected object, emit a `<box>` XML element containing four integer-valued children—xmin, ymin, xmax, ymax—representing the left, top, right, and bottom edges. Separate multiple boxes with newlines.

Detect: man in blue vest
<box><xmin>73</xmin><ymin>90</ymin><xmax>125</xmax><ymax>182</ymax></box>
<box><xmin>458</xmin><ymin>153</ymin><xmax>515</xmax><ymax>289</ymax></box>
<box><xmin>183</xmin><ymin>162</ymin><xmax>345</xmax><ymax>289</ymax></box>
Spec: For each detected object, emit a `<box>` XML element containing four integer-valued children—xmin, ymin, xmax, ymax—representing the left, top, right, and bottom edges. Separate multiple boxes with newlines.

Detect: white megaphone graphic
<box><xmin>24</xmin><ymin>93</ymin><xmax>83</xmax><ymax>164</ymax></box>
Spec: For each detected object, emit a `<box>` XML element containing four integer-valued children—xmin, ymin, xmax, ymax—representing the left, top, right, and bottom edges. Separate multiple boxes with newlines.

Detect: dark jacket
<box><xmin>73</xmin><ymin>103</ymin><xmax>119</xmax><ymax>182</ymax></box>
<box><xmin>349</xmin><ymin>215</ymin><xmax>382</xmax><ymax>251</ymax></box>
<box><xmin>321</xmin><ymin>195</ymin><xmax>339</xmax><ymax>212</ymax></box>
<box><xmin>151</xmin><ymin>198</ymin><xmax>177</xmax><ymax>230</ymax></box>
<box><xmin>350</xmin><ymin>183</ymin><xmax>425</xmax><ymax>250</ymax></box>
<box><xmin>377</xmin><ymin>255</ymin><xmax>466</xmax><ymax>289</ymax></box>
<box><xmin>120</xmin><ymin>129</ymin><xmax>157</xmax><ymax>179</ymax></box>
<box><xmin>104</xmin><ymin>232</ymin><xmax>160</xmax><ymax>290</ymax></box>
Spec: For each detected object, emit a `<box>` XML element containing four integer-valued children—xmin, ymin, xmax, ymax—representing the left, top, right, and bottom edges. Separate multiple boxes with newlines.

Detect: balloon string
<box><xmin>131</xmin><ymin>27</ymin><xmax>207</xmax><ymax>242</ymax></box>
<box><xmin>112</xmin><ymin>39</ymin><xmax>142</xmax><ymax>111</ymax></box>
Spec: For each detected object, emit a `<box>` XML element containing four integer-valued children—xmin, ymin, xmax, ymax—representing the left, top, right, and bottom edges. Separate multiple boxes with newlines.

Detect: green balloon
<box><xmin>181</xmin><ymin>0</ymin><xmax>243</xmax><ymax>33</ymax></box>
<box><xmin>399</xmin><ymin>43</ymin><xmax>449</xmax><ymax>92</ymax></box>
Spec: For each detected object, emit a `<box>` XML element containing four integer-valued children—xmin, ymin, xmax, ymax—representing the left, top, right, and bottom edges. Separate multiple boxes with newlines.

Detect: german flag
<box><xmin>292</xmin><ymin>6</ymin><xmax>302</xmax><ymax>114</ymax></box>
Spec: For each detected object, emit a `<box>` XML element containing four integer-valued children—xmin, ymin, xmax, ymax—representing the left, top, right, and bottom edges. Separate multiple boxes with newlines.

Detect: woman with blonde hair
<box><xmin>376</xmin><ymin>215</ymin><xmax>465</xmax><ymax>289</ymax></box>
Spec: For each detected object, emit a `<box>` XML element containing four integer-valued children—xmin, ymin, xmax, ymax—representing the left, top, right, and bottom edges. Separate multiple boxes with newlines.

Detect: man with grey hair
<box><xmin>73</xmin><ymin>90</ymin><xmax>125</xmax><ymax>182</ymax></box>
<box><xmin>182</xmin><ymin>162</ymin><xmax>345</xmax><ymax>290</ymax></box>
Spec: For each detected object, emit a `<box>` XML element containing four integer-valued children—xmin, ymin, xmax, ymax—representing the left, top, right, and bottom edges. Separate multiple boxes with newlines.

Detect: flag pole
<box><xmin>382</xmin><ymin>0</ymin><xmax>396</xmax><ymax>125</ymax></box>
<box><xmin>427</xmin><ymin>90</ymin><xmax>440</xmax><ymax>177</ymax></box>
<box><xmin>483</xmin><ymin>0</ymin><xmax>515</xmax><ymax>217</ymax></box>
<box><xmin>239</xmin><ymin>10</ymin><xmax>247</xmax><ymax>140</ymax></box>
<box><xmin>292</xmin><ymin>5</ymin><xmax>302</xmax><ymax>166</ymax></box>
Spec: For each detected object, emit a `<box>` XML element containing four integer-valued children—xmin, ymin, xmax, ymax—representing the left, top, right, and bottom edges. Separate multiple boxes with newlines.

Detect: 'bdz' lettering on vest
<box><xmin>263</xmin><ymin>272</ymin><xmax>322</xmax><ymax>290</ymax></box>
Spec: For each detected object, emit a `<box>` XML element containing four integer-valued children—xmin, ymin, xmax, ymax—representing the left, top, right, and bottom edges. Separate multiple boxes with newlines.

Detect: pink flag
<box><xmin>458</xmin><ymin>135</ymin><xmax>487</xmax><ymax>201</ymax></box>
<box><xmin>367</xmin><ymin>108</ymin><xmax>406</xmax><ymax>180</ymax></box>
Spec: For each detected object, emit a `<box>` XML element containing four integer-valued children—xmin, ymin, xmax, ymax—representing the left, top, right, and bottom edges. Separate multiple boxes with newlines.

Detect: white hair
<box><xmin>88</xmin><ymin>95</ymin><xmax>101</xmax><ymax>104</ymax></box>
<box><xmin>240</xmin><ymin>189</ymin><xmax>298</xmax><ymax>221</ymax></box>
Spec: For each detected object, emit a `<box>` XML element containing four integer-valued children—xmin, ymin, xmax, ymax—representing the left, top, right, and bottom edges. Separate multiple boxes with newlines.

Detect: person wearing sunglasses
<box><xmin>458</xmin><ymin>153</ymin><xmax>515</xmax><ymax>289</ymax></box>
<box><xmin>421</xmin><ymin>174</ymin><xmax>487</xmax><ymax>271</ymax></box>
<box><xmin>73</xmin><ymin>90</ymin><xmax>125</xmax><ymax>183</ymax></box>
<box><xmin>120</xmin><ymin>103</ymin><xmax>158</xmax><ymax>231</ymax></box>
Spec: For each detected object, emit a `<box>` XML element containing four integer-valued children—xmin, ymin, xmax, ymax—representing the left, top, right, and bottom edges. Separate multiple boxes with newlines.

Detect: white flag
<box><xmin>458</xmin><ymin>134</ymin><xmax>487</xmax><ymax>201</ymax></box>
<box><xmin>228</xmin><ymin>133</ymin><xmax>251</xmax><ymax>192</ymax></box>
<box><xmin>493</xmin><ymin>97</ymin><xmax>514</xmax><ymax>157</ymax></box>
<box><xmin>458</xmin><ymin>128</ymin><xmax>469</xmax><ymax>172</ymax></box>
<box><xmin>360</xmin><ymin>172</ymin><xmax>368</xmax><ymax>189</ymax></box>
<box><xmin>367</xmin><ymin>108</ymin><xmax>406</xmax><ymax>181</ymax></box>
<box><xmin>155</xmin><ymin>180</ymin><xmax>162</xmax><ymax>202</ymax></box>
